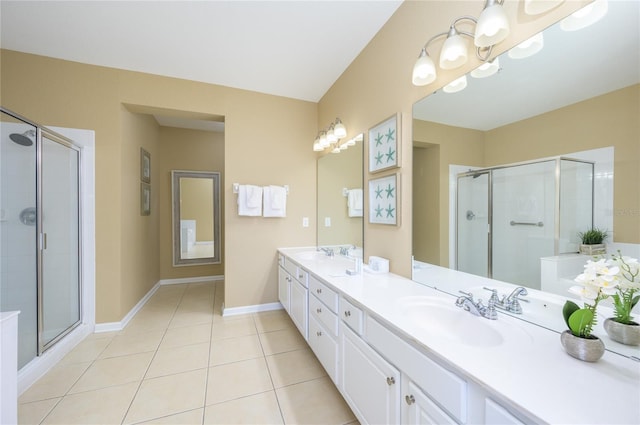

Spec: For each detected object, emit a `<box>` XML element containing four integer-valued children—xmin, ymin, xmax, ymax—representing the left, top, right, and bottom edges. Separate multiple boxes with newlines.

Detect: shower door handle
<box><xmin>40</xmin><ymin>233</ymin><xmax>47</xmax><ymax>250</ymax></box>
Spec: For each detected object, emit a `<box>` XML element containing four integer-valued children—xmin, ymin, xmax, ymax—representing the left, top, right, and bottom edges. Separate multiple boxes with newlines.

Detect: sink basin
<box><xmin>394</xmin><ymin>296</ymin><xmax>532</xmax><ymax>348</ymax></box>
<box><xmin>292</xmin><ymin>251</ymin><xmax>331</xmax><ymax>261</ymax></box>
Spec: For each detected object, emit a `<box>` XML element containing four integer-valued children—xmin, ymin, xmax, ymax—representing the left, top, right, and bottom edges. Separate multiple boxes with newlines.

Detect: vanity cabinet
<box><xmin>341</xmin><ymin>323</ymin><xmax>401</xmax><ymax>424</ymax></box>
<box><xmin>308</xmin><ymin>275</ymin><xmax>339</xmax><ymax>383</ymax></box>
<box><xmin>278</xmin><ymin>255</ymin><xmax>308</xmax><ymax>339</ymax></box>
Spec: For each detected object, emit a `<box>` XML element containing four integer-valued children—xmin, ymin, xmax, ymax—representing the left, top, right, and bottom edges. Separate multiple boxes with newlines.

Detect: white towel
<box><xmin>238</xmin><ymin>185</ymin><xmax>262</xmax><ymax>216</ymax></box>
<box><xmin>263</xmin><ymin>185</ymin><xmax>287</xmax><ymax>217</ymax></box>
<box><xmin>347</xmin><ymin>189</ymin><xmax>363</xmax><ymax>217</ymax></box>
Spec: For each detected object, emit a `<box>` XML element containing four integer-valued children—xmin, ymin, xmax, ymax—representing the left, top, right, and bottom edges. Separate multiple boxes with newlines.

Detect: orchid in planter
<box><xmin>565</xmin><ymin>258</ymin><xmax>619</xmax><ymax>338</ymax></box>
<box><xmin>604</xmin><ymin>252</ymin><xmax>640</xmax><ymax>345</ymax></box>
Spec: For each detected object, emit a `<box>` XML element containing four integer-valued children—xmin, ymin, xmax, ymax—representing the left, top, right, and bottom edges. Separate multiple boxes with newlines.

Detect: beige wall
<box><xmin>318</xmin><ymin>0</ymin><xmax>592</xmax><ymax>277</ymax></box>
<box><xmin>1</xmin><ymin>49</ymin><xmax>316</xmax><ymax>322</ymax></box>
<box><xmin>158</xmin><ymin>126</ymin><xmax>225</xmax><ymax>281</ymax></box>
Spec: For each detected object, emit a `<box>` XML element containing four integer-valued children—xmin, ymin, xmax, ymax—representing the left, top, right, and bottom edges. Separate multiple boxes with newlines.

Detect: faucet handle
<box><xmin>482</xmin><ymin>287</ymin><xmax>500</xmax><ymax>305</ymax></box>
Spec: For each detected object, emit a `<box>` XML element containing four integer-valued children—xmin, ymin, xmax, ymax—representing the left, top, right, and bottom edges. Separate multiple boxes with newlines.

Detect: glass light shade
<box><xmin>313</xmin><ymin>141</ymin><xmax>323</xmax><ymax>152</ymax></box>
<box><xmin>412</xmin><ymin>49</ymin><xmax>437</xmax><ymax>86</ymax></box>
<box><xmin>470</xmin><ymin>57</ymin><xmax>500</xmax><ymax>78</ymax></box>
<box><xmin>319</xmin><ymin>132</ymin><xmax>329</xmax><ymax>148</ymax></box>
<box><xmin>331</xmin><ymin>145</ymin><xmax>340</xmax><ymax>153</ymax></box>
<box><xmin>339</xmin><ymin>143</ymin><xmax>349</xmax><ymax>151</ymax></box>
<box><xmin>524</xmin><ymin>0</ymin><xmax>564</xmax><ymax>15</ymax></box>
<box><xmin>334</xmin><ymin>119</ymin><xmax>347</xmax><ymax>138</ymax></box>
<box><xmin>346</xmin><ymin>137</ymin><xmax>356</xmax><ymax>146</ymax></box>
<box><xmin>560</xmin><ymin>0</ymin><xmax>608</xmax><ymax>31</ymax></box>
<box><xmin>440</xmin><ymin>32</ymin><xmax>469</xmax><ymax>69</ymax></box>
<box><xmin>327</xmin><ymin>127</ymin><xmax>337</xmax><ymax>143</ymax></box>
<box><xmin>474</xmin><ymin>1</ymin><xmax>510</xmax><ymax>47</ymax></box>
<box><xmin>508</xmin><ymin>32</ymin><xmax>544</xmax><ymax>59</ymax></box>
<box><xmin>442</xmin><ymin>75</ymin><xmax>468</xmax><ymax>93</ymax></box>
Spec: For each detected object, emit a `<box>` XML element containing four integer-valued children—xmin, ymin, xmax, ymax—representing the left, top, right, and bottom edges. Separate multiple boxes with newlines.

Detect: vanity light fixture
<box><xmin>443</xmin><ymin>75</ymin><xmax>468</xmax><ymax>93</ymax></box>
<box><xmin>313</xmin><ymin>118</ymin><xmax>349</xmax><ymax>152</ymax></box>
<box><xmin>470</xmin><ymin>57</ymin><xmax>500</xmax><ymax>78</ymax></box>
<box><xmin>508</xmin><ymin>32</ymin><xmax>544</xmax><ymax>59</ymax></box>
<box><xmin>412</xmin><ymin>0</ymin><xmax>510</xmax><ymax>87</ymax></box>
<box><xmin>560</xmin><ymin>0</ymin><xmax>608</xmax><ymax>32</ymax></box>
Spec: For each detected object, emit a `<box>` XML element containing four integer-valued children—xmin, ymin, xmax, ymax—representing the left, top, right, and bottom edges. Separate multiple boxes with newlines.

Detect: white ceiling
<box><xmin>413</xmin><ymin>0</ymin><xmax>640</xmax><ymax>131</ymax></box>
<box><xmin>0</xmin><ymin>1</ymin><xmax>402</xmax><ymax>104</ymax></box>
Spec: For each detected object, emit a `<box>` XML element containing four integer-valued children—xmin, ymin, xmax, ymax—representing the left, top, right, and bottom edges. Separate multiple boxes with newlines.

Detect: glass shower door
<box><xmin>0</xmin><ymin>111</ymin><xmax>38</xmax><ymax>368</ymax></box>
<box><xmin>456</xmin><ymin>172</ymin><xmax>490</xmax><ymax>277</ymax></box>
<box><xmin>39</xmin><ymin>133</ymin><xmax>81</xmax><ymax>350</ymax></box>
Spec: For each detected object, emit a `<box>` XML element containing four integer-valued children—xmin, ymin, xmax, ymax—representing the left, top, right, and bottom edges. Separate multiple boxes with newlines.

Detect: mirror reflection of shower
<box><xmin>10</xmin><ymin>129</ymin><xmax>35</xmax><ymax>146</ymax></box>
<box><xmin>456</xmin><ymin>157</ymin><xmax>594</xmax><ymax>290</ymax></box>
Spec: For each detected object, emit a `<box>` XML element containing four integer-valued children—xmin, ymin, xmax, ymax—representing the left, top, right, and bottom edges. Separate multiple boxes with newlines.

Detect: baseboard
<box><xmin>158</xmin><ymin>275</ymin><xmax>224</xmax><ymax>286</ymax></box>
<box><xmin>223</xmin><ymin>302</ymin><xmax>283</xmax><ymax>317</ymax></box>
<box><xmin>94</xmin><ymin>281</ymin><xmax>160</xmax><ymax>333</ymax></box>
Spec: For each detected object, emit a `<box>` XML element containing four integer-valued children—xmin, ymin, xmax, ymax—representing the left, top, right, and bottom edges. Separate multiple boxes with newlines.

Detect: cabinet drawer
<box><xmin>309</xmin><ymin>275</ymin><xmax>338</xmax><ymax>312</ymax></box>
<box><xmin>340</xmin><ymin>296</ymin><xmax>364</xmax><ymax>335</ymax></box>
<box><xmin>308</xmin><ymin>314</ymin><xmax>339</xmax><ymax>383</ymax></box>
<box><xmin>366</xmin><ymin>316</ymin><xmax>467</xmax><ymax>423</ymax></box>
<box><xmin>310</xmin><ymin>294</ymin><xmax>338</xmax><ymax>336</ymax></box>
<box><xmin>283</xmin><ymin>258</ymin><xmax>308</xmax><ymax>288</ymax></box>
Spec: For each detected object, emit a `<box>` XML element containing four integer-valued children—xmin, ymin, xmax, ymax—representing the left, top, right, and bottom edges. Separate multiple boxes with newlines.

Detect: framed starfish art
<box><xmin>368</xmin><ymin>113</ymin><xmax>400</xmax><ymax>173</ymax></box>
<box><xmin>368</xmin><ymin>173</ymin><xmax>399</xmax><ymax>226</ymax></box>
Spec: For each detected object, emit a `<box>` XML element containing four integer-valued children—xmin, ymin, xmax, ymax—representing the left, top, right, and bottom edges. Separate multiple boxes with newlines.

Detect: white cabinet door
<box><xmin>278</xmin><ymin>266</ymin><xmax>290</xmax><ymax>313</ymax></box>
<box><xmin>485</xmin><ymin>398</ymin><xmax>525</xmax><ymax>425</ymax></box>
<box><xmin>402</xmin><ymin>379</ymin><xmax>456</xmax><ymax>425</ymax></box>
<box><xmin>308</xmin><ymin>313</ymin><xmax>339</xmax><ymax>383</ymax></box>
<box><xmin>290</xmin><ymin>279</ymin><xmax>308</xmax><ymax>339</ymax></box>
<box><xmin>341</xmin><ymin>324</ymin><xmax>400</xmax><ymax>425</ymax></box>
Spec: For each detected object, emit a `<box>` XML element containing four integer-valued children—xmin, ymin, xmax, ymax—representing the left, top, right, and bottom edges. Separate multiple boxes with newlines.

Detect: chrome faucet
<box><xmin>455</xmin><ymin>291</ymin><xmax>497</xmax><ymax>320</ymax></box>
<box><xmin>318</xmin><ymin>247</ymin><xmax>334</xmax><ymax>257</ymax></box>
<box><xmin>483</xmin><ymin>286</ymin><xmax>529</xmax><ymax>314</ymax></box>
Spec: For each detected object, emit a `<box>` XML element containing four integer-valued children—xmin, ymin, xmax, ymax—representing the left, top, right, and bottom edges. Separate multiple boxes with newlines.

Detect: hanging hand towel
<box><xmin>263</xmin><ymin>185</ymin><xmax>287</xmax><ymax>217</ymax></box>
<box><xmin>348</xmin><ymin>188</ymin><xmax>363</xmax><ymax>217</ymax></box>
<box><xmin>238</xmin><ymin>185</ymin><xmax>263</xmax><ymax>216</ymax></box>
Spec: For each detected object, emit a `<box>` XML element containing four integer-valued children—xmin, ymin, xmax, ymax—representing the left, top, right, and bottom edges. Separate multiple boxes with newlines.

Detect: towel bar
<box><xmin>233</xmin><ymin>183</ymin><xmax>289</xmax><ymax>195</ymax></box>
<box><xmin>510</xmin><ymin>220</ymin><xmax>544</xmax><ymax>227</ymax></box>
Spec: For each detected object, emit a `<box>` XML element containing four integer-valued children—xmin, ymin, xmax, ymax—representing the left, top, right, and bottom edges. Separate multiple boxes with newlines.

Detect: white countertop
<box><xmin>279</xmin><ymin>247</ymin><xmax>640</xmax><ymax>425</ymax></box>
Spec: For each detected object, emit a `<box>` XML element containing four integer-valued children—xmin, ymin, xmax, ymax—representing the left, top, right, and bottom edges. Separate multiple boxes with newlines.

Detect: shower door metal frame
<box><xmin>37</xmin><ymin>128</ymin><xmax>83</xmax><ymax>354</ymax></box>
<box><xmin>456</xmin><ymin>156</ymin><xmax>595</xmax><ymax>279</ymax></box>
<box><xmin>0</xmin><ymin>107</ymin><xmax>83</xmax><ymax>356</ymax></box>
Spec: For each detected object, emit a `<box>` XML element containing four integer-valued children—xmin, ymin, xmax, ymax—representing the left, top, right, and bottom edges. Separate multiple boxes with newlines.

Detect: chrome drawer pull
<box><xmin>405</xmin><ymin>395</ymin><xmax>415</xmax><ymax>405</ymax></box>
<box><xmin>316</xmin><ymin>307</ymin><xmax>322</xmax><ymax>313</ymax></box>
<box><xmin>344</xmin><ymin>310</ymin><xmax>351</xmax><ymax>317</ymax></box>
<box><xmin>386</xmin><ymin>376</ymin><xmax>395</xmax><ymax>386</ymax></box>
<box><xmin>317</xmin><ymin>288</ymin><xmax>322</xmax><ymax>294</ymax></box>
<box><xmin>316</xmin><ymin>331</ymin><xmax>322</xmax><ymax>337</ymax></box>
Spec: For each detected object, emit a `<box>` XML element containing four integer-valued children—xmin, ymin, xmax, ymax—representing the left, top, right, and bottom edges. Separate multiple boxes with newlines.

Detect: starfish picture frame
<box><xmin>368</xmin><ymin>173</ymin><xmax>400</xmax><ymax>226</ymax></box>
<box><xmin>368</xmin><ymin>113</ymin><xmax>400</xmax><ymax>173</ymax></box>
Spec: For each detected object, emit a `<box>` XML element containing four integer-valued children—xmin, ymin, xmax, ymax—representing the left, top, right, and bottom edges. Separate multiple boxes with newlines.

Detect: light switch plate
<box><xmin>325</xmin><ymin>217</ymin><xmax>331</xmax><ymax>227</ymax></box>
<box><xmin>302</xmin><ymin>217</ymin><xmax>309</xmax><ymax>227</ymax></box>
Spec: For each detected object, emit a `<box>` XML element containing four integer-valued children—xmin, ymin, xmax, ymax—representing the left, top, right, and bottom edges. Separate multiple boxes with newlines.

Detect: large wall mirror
<box><xmin>172</xmin><ymin>170</ymin><xmax>221</xmax><ymax>266</ymax></box>
<box><xmin>317</xmin><ymin>134</ymin><xmax>364</xmax><ymax>257</ymax></box>
<box><xmin>412</xmin><ymin>2</ymin><xmax>638</xmax><ymax>356</ymax></box>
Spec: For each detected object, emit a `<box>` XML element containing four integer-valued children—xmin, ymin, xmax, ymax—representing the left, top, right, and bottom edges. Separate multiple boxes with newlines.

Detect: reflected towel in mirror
<box><xmin>348</xmin><ymin>188</ymin><xmax>363</xmax><ymax>217</ymax></box>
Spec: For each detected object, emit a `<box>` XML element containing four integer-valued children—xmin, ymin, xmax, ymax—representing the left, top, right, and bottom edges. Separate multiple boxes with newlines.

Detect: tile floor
<box><xmin>18</xmin><ymin>281</ymin><xmax>358</xmax><ymax>425</ymax></box>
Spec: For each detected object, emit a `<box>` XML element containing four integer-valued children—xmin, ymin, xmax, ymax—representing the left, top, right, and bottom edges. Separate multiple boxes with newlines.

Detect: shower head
<box><xmin>9</xmin><ymin>130</ymin><xmax>35</xmax><ymax>147</ymax></box>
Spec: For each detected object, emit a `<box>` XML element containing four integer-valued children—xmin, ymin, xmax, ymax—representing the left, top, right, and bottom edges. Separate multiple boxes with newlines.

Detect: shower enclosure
<box><xmin>456</xmin><ymin>157</ymin><xmax>594</xmax><ymax>289</ymax></box>
<box><xmin>1</xmin><ymin>108</ymin><xmax>81</xmax><ymax>369</ymax></box>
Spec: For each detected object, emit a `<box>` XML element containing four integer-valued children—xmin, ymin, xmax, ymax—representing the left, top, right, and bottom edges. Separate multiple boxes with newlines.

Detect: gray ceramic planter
<box><xmin>604</xmin><ymin>318</ymin><xmax>640</xmax><ymax>346</ymax></box>
<box><xmin>560</xmin><ymin>330</ymin><xmax>605</xmax><ymax>362</ymax></box>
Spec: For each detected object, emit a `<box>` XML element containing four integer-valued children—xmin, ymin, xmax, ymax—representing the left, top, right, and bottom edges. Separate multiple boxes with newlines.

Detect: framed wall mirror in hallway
<box><xmin>171</xmin><ymin>170</ymin><xmax>221</xmax><ymax>266</ymax></box>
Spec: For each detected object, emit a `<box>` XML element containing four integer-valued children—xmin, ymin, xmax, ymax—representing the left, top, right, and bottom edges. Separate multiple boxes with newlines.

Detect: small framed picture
<box><xmin>140</xmin><ymin>182</ymin><xmax>151</xmax><ymax>216</ymax></box>
<box><xmin>368</xmin><ymin>173</ymin><xmax>400</xmax><ymax>226</ymax></box>
<box><xmin>140</xmin><ymin>148</ymin><xmax>151</xmax><ymax>183</ymax></box>
<box><xmin>368</xmin><ymin>113</ymin><xmax>400</xmax><ymax>173</ymax></box>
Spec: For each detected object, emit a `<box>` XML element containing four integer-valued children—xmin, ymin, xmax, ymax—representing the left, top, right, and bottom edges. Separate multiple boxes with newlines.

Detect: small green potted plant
<box><xmin>562</xmin><ymin>258</ymin><xmax>619</xmax><ymax>361</ymax></box>
<box><xmin>578</xmin><ymin>227</ymin><xmax>608</xmax><ymax>255</ymax></box>
<box><xmin>604</xmin><ymin>252</ymin><xmax>640</xmax><ymax>345</ymax></box>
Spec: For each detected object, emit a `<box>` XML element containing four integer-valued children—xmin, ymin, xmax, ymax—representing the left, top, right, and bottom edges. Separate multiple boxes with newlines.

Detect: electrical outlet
<box><xmin>325</xmin><ymin>217</ymin><xmax>331</xmax><ymax>227</ymax></box>
<box><xmin>302</xmin><ymin>217</ymin><xmax>309</xmax><ymax>227</ymax></box>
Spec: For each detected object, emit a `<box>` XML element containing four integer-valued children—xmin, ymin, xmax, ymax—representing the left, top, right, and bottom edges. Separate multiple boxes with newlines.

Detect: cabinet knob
<box><xmin>316</xmin><ymin>331</ymin><xmax>322</xmax><ymax>337</ymax></box>
<box><xmin>316</xmin><ymin>307</ymin><xmax>322</xmax><ymax>314</ymax></box>
<box><xmin>344</xmin><ymin>310</ymin><xmax>351</xmax><ymax>317</ymax></box>
<box><xmin>298</xmin><ymin>274</ymin><xmax>304</xmax><ymax>279</ymax></box>
<box><xmin>386</xmin><ymin>376</ymin><xmax>395</xmax><ymax>386</ymax></box>
<box><xmin>405</xmin><ymin>395</ymin><xmax>415</xmax><ymax>405</ymax></box>
<box><xmin>316</xmin><ymin>288</ymin><xmax>322</xmax><ymax>294</ymax></box>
